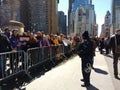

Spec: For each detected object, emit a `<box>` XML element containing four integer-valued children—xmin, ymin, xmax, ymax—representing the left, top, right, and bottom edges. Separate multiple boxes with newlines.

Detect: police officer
<box><xmin>109</xmin><ymin>29</ymin><xmax>120</xmax><ymax>79</ymax></box>
<box><xmin>77</xmin><ymin>31</ymin><xmax>93</xmax><ymax>87</ymax></box>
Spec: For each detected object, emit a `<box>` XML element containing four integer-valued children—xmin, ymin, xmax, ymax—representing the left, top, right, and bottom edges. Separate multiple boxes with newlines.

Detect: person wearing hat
<box><xmin>76</xmin><ymin>31</ymin><xmax>94</xmax><ymax>87</ymax></box>
<box><xmin>109</xmin><ymin>29</ymin><xmax>120</xmax><ymax>79</ymax></box>
<box><xmin>4</xmin><ymin>28</ymin><xmax>11</xmax><ymax>38</ymax></box>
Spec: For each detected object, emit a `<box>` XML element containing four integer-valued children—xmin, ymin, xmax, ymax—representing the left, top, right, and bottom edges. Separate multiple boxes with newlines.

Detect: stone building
<box><xmin>0</xmin><ymin>0</ymin><xmax>20</xmax><ymax>27</ymax></box>
<box><xmin>0</xmin><ymin>0</ymin><xmax>59</xmax><ymax>34</ymax></box>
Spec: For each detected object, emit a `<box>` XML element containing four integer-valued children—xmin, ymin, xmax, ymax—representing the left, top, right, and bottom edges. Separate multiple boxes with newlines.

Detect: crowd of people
<box><xmin>0</xmin><ymin>28</ymin><xmax>101</xmax><ymax>54</ymax></box>
<box><xmin>0</xmin><ymin>28</ymin><xmax>74</xmax><ymax>78</ymax></box>
<box><xmin>0</xmin><ymin>28</ymin><xmax>75</xmax><ymax>53</ymax></box>
<box><xmin>0</xmin><ymin>27</ymin><xmax>120</xmax><ymax>87</ymax></box>
<box><xmin>0</xmin><ymin>28</ymin><xmax>101</xmax><ymax>55</ymax></box>
<box><xmin>98</xmin><ymin>36</ymin><xmax>111</xmax><ymax>55</ymax></box>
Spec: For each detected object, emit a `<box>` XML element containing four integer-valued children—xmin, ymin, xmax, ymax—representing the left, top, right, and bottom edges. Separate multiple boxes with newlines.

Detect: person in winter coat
<box><xmin>9</xmin><ymin>29</ymin><xmax>21</xmax><ymax>51</ymax></box>
<box><xmin>0</xmin><ymin>31</ymin><xmax>12</xmax><ymax>78</ymax></box>
<box><xmin>77</xmin><ymin>31</ymin><xmax>94</xmax><ymax>87</ymax></box>
<box><xmin>109</xmin><ymin>29</ymin><xmax>120</xmax><ymax>79</ymax></box>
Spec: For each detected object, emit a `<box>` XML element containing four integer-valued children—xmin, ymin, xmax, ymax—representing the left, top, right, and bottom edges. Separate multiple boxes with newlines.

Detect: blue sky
<box><xmin>58</xmin><ymin>0</ymin><xmax>112</xmax><ymax>35</ymax></box>
<box><xmin>58</xmin><ymin>0</ymin><xmax>68</xmax><ymax>15</ymax></box>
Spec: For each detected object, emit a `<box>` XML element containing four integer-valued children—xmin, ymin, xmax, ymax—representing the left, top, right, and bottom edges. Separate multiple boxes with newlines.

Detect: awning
<box><xmin>3</xmin><ymin>20</ymin><xmax>25</xmax><ymax>27</ymax></box>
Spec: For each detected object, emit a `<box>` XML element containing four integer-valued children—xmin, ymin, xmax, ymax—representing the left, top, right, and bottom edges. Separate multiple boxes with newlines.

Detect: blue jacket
<box><xmin>9</xmin><ymin>35</ymin><xmax>21</xmax><ymax>50</ymax></box>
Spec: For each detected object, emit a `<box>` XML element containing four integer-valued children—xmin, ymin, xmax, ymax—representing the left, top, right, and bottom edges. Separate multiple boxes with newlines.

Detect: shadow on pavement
<box><xmin>93</xmin><ymin>68</ymin><xmax>108</xmax><ymax>75</ymax></box>
<box><xmin>86</xmin><ymin>84</ymin><xmax>99</xmax><ymax>90</ymax></box>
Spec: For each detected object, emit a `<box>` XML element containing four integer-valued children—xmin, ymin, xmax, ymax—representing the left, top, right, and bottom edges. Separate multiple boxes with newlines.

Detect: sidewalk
<box><xmin>24</xmin><ymin>51</ymin><xmax>115</xmax><ymax>90</ymax></box>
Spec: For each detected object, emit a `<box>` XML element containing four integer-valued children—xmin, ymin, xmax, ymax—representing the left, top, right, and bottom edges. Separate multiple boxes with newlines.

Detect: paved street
<box><xmin>24</xmin><ymin>50</ymin><xmax>120</xmax><ymax>90</ymax></box>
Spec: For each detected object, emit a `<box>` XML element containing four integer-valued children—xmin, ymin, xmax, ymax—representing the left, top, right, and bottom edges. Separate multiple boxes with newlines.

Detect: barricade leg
<box><xmin>0</xmin><ymin>86</ymin><xmax>2</xmax><ymax>90</ymax></box>
<box><xmin>0</xmin><ymin>55</ymin><xmax>6</xmax><ymax>78</ymax></box>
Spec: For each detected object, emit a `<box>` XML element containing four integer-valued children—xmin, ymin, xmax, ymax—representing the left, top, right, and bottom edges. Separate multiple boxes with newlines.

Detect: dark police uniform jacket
<box><xmin>77</xmin><ymin>39</ymin><xmax>94</xmax><ymax>60</ymax></box>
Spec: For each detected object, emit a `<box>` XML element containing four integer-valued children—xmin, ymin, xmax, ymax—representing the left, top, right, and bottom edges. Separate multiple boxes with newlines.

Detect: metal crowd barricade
<box><xmin>27</xmin><ymin>47</ymin><xmax>42</xmax><ymax>70</ymax></box>
<box><xmin>58</xmin><ymin>44</ymin><xmax>64</xmax><ymax>56</ymax></box>
<box><xmin>63</xmin><ymin>44</ymin><xmax>73</xmax><ymax>56</ymax></box>
<box><xmin>26</xmin><ymin>46</ymin><xmax>51</xmax><ymax>70</ymax></box>
<box><xmin>0</xmin><ymin>51</ymin><xmax>28</xmax><ymax>82</ymax></box>
<box><xmin>50</xmin><ymin>45</ymin><xmax>58</xmax><ymax>59</ymax></box>
<box><xmin>26</xmin><ymin>45</ymin><xmax>65</xmax><ymax>70</ymax></box>
<box><xmin>56</xmin><ymin>44</ymin><xmax>66</xmax><ymax>59</ymax></box>
<box><xmin>0</xmin><ymin>44</ymin><xmax>69</xmax><ymax>84</ymax></box>
<box><xmin>50</xmin><ymin>44</ymin><xmax>64</xmax><ymax>60</ymax></box>
<box><xmin>42</xmin><ymin>46</ymin><xmax>51</xmax><ymax>62</ymax></box>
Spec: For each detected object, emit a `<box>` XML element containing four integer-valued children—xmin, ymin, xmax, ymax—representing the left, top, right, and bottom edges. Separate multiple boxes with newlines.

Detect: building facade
<box><xmin>47</xmin><ymin>0</ymin><xmax>59</xmax><ymax>34</ymax></box>
<box><xmin>0</xmin><ymin>0</ymin><xmax>20</xmax><ymax>27</ymax></box>
<box><xmin>74</xmin><ymin>5</ymin><xmax>86</xmax><ymax>36</ymax></box>
<box><xmin>104</xmin><ymin>11</ymin><xmax>111</xmax><ymax>37</ymax></box>
<box><xmin>0</xmin><ymin>0</ymin><xmax>59</xmax><ymax>34</ymax></box>
<box><xmin>21</xmin><ymin>0</ymin><xmax>59</xmax><ymax>34</ymax></box>
<box><xmin>72</xmin><ymin>0</ymin><xmax>89</xmax><ymax>13</ymax></box>
<box><xmin>68</xmin><ymin>0</ymin><xmax>75</xmax><ymax>35</ymax></box>
<box><xmin>58</xmin><ymin>11</ymin><xmax>67</xmax><ymax>35</ymax></box>
<box><xmin>100</xmin><ymin>24</ymin><xmax>105</xmax><ymax>37</ymax></box>
<box><xmin>112</xmin><ymin>0</ymin><xmax>120</xmax><ymax>33</ymax></box>
<box><xmin>69</xmin><ymin>0</ymin><xmax>97</xmax><ymax>36</ymax></box>
<box><xmin>20</xmin><ymin>0</ymin><xmax>31</xmax><ymax>31</ymax></box>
